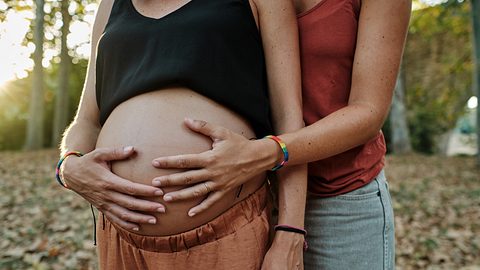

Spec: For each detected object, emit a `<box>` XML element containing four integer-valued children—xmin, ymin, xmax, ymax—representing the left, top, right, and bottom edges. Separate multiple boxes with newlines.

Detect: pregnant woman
<box><xmin>57</xmin><ymin>0</ymin><xmax>306</xmax><ymax>269</ymax></box>
<box><xmin>147</xmin><ymin>0</ymin><xmax>412</xmax><ymax>269</ymax></box>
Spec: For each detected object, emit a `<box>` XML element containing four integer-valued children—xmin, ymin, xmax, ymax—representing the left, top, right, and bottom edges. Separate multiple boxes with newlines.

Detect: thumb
<box><xmin>184</xmin><ymin>118</ymin><xmax>229</xmax><ymax>141</ymax></box>
<box><xmin>92</xmin><ymin>146</ymin><xmax>136</xmax><ymax>162</ymax></box>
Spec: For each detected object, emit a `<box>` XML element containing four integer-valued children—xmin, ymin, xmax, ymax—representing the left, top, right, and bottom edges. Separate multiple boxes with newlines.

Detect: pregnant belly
<box><xmin>95</xmin><ymin>88</ymin><xmax>266</xmax><ymax>236</ymax></box>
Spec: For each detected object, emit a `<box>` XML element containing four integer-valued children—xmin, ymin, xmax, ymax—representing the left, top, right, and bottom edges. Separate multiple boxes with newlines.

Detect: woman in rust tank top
<box><xmin>58</xmin><ymin>0</ymin><xmax>307</xmax><ymax>269</ymax></box>
<box><xmin>151</xmin><ymin>0</ymin><xmax>412</xmax><ymax>269</ymax></box>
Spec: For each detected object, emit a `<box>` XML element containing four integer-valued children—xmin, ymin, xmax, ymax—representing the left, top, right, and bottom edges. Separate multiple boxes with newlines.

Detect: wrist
<box><xmin>256</xmin><ymin>138</ymin><xmax>284</xmax><ymax>170</ymax></box>
<box><xmin>60</xmin><ymin>154</ymin><xmax>82</xmax><ymax>187</ymax></box>
<box><xmin>274</xmin><ymin>225</ymin><xmax>308</xmax><ymax>251</ymax></box>
<box><xmin>272</xmin><ymin>230</ymin><xmax>305</xmax><ymax>249</ymax></box>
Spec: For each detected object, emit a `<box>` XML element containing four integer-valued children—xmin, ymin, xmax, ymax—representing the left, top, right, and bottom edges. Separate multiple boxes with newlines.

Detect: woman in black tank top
<box><xmin>59</xmin><ymin>0</ymin><xmax>307</xmax><ymax>269</ymax></box>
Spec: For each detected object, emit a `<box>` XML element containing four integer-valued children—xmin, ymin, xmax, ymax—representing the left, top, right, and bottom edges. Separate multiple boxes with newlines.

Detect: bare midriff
<box><xmin>95</xmin><ymin>88</ymin><xmax>266</xmax><ymax>236</ymax></box>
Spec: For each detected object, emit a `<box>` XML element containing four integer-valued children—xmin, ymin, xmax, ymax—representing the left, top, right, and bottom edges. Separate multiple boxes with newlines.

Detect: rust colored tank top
<box><xmin>298</xmin><ymin>0</ymin><xmax>386</xmax><ymax>196</ymax></box>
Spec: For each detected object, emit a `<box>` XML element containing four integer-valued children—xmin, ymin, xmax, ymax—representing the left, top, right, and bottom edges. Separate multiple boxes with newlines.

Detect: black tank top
<box><xmin>96</xmin><ymin>0</ymin><xmax>273</xmax><ymax>137</ymax></box>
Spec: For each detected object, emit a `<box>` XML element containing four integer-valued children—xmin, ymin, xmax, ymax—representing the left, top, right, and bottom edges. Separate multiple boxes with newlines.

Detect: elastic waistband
<box><xmin>102</xmin><ymin>183</ymin><xmax>268</xmax><ymax>253</ymax></box>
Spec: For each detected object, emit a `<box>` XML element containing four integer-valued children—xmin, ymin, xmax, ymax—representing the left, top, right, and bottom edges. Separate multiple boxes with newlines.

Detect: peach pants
<box><xmin>96</xmin><ymin>184</ymin><xmax>270</xmax><ymax>270</ymax></box>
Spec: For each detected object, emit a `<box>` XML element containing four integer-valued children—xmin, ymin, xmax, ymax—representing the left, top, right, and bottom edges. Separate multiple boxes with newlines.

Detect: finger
<box><xmin>151</xmin><ymin>169</ymin><xmax>210</xmax><ymax>187</ymax></box>
<box><xmin>184</xmin><ymin>118</ymin><xmax>229</xmax><ymax>141</ymax></box>
<box><xmin>105</xmin><ymin>172</ymin><xmax>164</xmax><ymax>196</ymax></box>
<box><xmin>108</xmin><ymin>192</ymin><xmax>166</xmax><ymax>213</ymax></box>
<box><xmin>163</xmin><ymin>181</ymin><xmax>214</xmax><ymax>202</ymax></box>
<box><xmin>152</xmin><ymin>153</ymin><xmax>210</xmax><ymax>169</ymax></box>
<box><xmin>103</xmin><ymin>210</ymin><xmax>140</xmax><ymax>231</ymax></box>
<box><xmin>107</xmin><ymin>203</ymin><xmax>159</xmax><ymax>224</ymax></box>
<box><xmin>187</xmin><ymin>191</ymin><xmax>225</xmax><ymax>217</ymax></box>
<box><xmin>92</xmin><ymin>146</ymin><xmax>136</xmax><ymax>162</ymax></box>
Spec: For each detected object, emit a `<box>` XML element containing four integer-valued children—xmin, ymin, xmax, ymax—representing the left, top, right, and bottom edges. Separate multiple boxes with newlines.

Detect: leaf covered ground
<box><xmin>0</xmin><ymin>150</ymin><xmax>479</xmax><ymax>269</ymax></box>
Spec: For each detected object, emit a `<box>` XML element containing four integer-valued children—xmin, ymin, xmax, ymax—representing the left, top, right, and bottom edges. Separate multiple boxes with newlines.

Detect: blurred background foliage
<box><xmin>404</xmin><ymin>0</ymin><xmax>475</xmax><ymax>153</ymax></box>
<box><xmin>0</xmin><ymin>0</ymin><xmax>479</xmax><ymax>269</ymax></box>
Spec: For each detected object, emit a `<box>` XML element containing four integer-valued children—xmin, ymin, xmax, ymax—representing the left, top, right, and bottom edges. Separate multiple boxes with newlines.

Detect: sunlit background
<box><xmin>0</xmin><ymin>0</ymin><xmax>94</xmax><ymax>86</ymax></box>
<box><xmin>0</xmin><ymin>0</ymin><xmax>473</xmax><ymax>88</ymax></box>
<box><xmin>0</xmin><ymin>0</ymin><xmax>477</xmax><ymax>113</ymax></box>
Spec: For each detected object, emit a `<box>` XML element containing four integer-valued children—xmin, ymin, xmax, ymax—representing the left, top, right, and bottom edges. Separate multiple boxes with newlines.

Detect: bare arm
<box><xmin>60</xmin><ymin>0</ymin><xmax>165</xmax><ymax>231</ymax></box>
<box><xmin>272</xmin><ymin>0</ymin><xmax>412</xmax><ymax>165</ymax></box>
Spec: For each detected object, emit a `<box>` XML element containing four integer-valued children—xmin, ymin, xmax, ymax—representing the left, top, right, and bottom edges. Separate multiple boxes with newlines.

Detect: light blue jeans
<box><xmin>304</xmin><ymin>170</ymin><xmax>395</xmax><ymax>270</ymax></box>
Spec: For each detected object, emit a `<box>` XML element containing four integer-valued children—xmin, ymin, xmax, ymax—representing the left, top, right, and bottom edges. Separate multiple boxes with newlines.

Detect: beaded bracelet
<box><xmin>264</xmin><ymin>135</ymin><xmax>289</xmax><ymax>171</ymax></box>
<box><xmin>274</xmin><ymin>224</ymin><xmax>308</xmax><ymax>251</ymax></box>
<box><xmin>55</xmin><ymin>151</ymin><xmax>84</xmax><ymax>189</ymax></box>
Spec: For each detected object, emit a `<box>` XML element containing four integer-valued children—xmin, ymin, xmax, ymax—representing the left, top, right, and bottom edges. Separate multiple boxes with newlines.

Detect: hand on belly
<box><xmin>96</xmin><ymin>88</ymin><xmax>265</xmax><ymax>236</ymax></box>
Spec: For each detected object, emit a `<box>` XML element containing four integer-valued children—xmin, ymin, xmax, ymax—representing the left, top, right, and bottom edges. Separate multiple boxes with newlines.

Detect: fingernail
<box><xmin>188</xmin><ymin>211</ymin><xmax>196</xmax><ymax>217</ymax></box>
<box><xmin>164</xmin><ymin>195</ymin><xmax>172</xmax><ymax>202</ymax></box>
<box><xmin>148</xmin><ymin>218</ymin><xmax>156</xmax><ymax>224</ymax></box>
<box><xmin>185</xmin><ymin>117</ymin><xmax>193</xmax><ymax>124</ymax></box>
<box><xmin>152</xmin><ymin>161</ymin><xmax>160</xmax><ymax>167</ymax></box>
<box><xmin>157</xmin><ymin>207</ymin><xmax>165</xmax><ymax>213</ymax></box>
<box><xmin>154</xmin><ymin>189</ymin><xmax>163</xmax><ymax>196</ymax></box>
<box><xmin>153</xmin><ymin>179</ymin><xmax>162</xmax><ymax>186</ymax></box>
<box><xmin>132</xmin><ymin>227</ymin><xmax>139</xmax><ymax>231</ymax></box>
<box><xmin>124</xmin><ymin>146</ymin><xmax>133</xmax><ymax>153</ymax></box>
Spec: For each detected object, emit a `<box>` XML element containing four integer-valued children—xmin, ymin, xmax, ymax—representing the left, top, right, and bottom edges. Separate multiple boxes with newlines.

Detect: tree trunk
<box><xmin>472</xmin><ymin>0</ymin><xmax>480</xmax><ymax>167</ymax></box>
<box><xmin>24</xmin><ymin>0</ymin><xmax>45</xmax><ymax>150</ymax></box>
<box><xmin>52</xmin><ymin>0</ymin><xmax>71</xmax><ymax>147</ymax></box>
<box><xmin>391</xmin><ymin>65</ymin><xmax>412</xmax><ymax>154</ymax></box>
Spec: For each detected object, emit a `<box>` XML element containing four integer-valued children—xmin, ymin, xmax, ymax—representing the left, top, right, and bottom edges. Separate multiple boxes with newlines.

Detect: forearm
<box><xmin>253</xmin><ymin>104</ymin><xmax>382</xmax><ymax>175</ymax></box>
<box><xmin>275</xmin><ymin>164</ymin><xmax>308</xmax><ymax>227</ymax></box>
<box><xmin>272</xmin><ymin>98</ymin><xmax>307</xmax><ymax>227</ymax></box>
<box><xmin>60</xmin><ymin>118</ymin><xmax>101</xmax><ymax>156</ymax></box>
<box><xmin>280</xmin><ymin>103</ymin><xmax>385</xmax><ymax>166</ymax></box>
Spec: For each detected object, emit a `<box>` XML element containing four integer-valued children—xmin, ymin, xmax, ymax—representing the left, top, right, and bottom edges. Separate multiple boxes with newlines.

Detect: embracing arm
<box><xmin>60</xmin><ymin>0</ymin><xmax>164</xmax><ymax>231</ymax></box>
<box><xmin>267</xmin><ymin>0</ymin><xmax>412</xmax><ymax>166</ymax></box>
<box><xmin>152</xmin><ymin>0</ymin><xmax>411</xmax><ymax>176</ymax></box>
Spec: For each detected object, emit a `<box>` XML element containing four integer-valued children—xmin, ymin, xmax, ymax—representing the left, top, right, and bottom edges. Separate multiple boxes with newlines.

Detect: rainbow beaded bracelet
<box><xmin>55</xmin><ymin>151</ymin><xmax>84</xmax><ymax>189</ymax></box>
<box><xmin>265</xmin><ymin>135</ymin><xmax>289</xmax><ymax>171</ymax></box>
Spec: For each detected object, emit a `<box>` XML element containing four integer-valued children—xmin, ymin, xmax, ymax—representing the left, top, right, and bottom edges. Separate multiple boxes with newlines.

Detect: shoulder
<box><xmin>359</xmin><ymin>0</ymin><xmax>411</xmax><ymax>11</ymax></box>
<box><xmin>251</xmin><ymin>0</ymin><xmax>295</xmax><ymax>12</ymax></box>
<box><xmin>96</xmin><ymin>0</ymin><xmax>115</xmax><ymax>19</ymax></box>
<box><xmin>91</xmin><ymin>0</ymin><xmax>116</xmax><ymax>40</ymax></box>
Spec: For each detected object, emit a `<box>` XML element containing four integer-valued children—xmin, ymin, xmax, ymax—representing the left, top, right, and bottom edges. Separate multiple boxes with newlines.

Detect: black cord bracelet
<box><xmin>274</xmin><ymin>224</ymin><xmax>307</xmax><ymax>236</ymax></box>
<box><xmin>274</xmin><ymin>224</ymin><xmax>308</xmax><ymax>251</ymax></box>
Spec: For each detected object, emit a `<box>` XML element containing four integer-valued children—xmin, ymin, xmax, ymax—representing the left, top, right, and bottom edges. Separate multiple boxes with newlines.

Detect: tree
<box><xmin>52</xmin><ymin>0</ymin><xmax>71</xmax><ymax>147</ymax></box>
<box><xmin>24</xmin><ymin>0</ymin><xmax>45</xmax><ymax>150</ymax></box>
<box><xmin>471</xmin><ymin>0</ymin><xmax>480</xmax><ymax>166</ymax></box>
<box><xmin>390</xmin><ymin>65</ymin><xmax>412</xmax><ymax>154</ymax></box>
<box><xmin>405</xmin><ymin>1</ymin><xmax>473</xmax><ymax>153</ymax></box>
